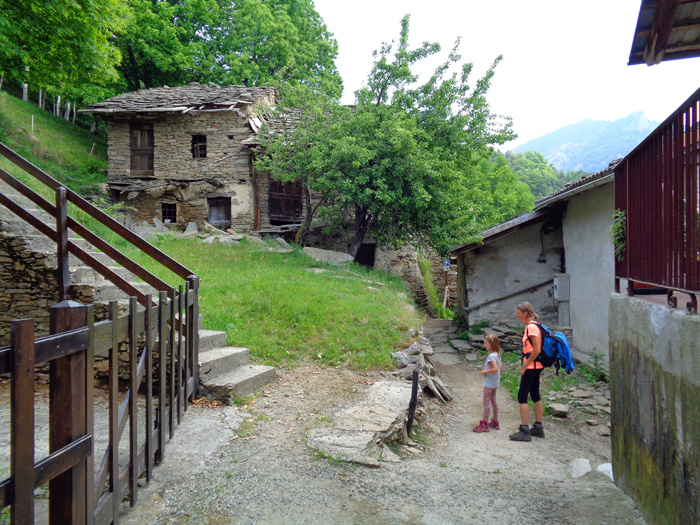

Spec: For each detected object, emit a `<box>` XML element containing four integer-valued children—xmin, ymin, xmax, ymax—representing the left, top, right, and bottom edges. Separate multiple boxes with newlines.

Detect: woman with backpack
<box><xmin>509</xmin><ymin>301</ymin><xmax>545</xmax><ymax>442</ymax></box>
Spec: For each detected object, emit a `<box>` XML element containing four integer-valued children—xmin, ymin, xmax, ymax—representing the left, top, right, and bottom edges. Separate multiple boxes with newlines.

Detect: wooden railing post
<box><xmin>11</xmin><ymin>319</ymin><xmax>36</xmax><ymax>524</ymax></box>
<box><xmin>56</xmin><ymin>187</ymin><xmax>70</xmax><ymax>301</ymax></box>
<box><xmin>48</xmin><ymin>300</ymin><xmax>89</xmax><ymax>524</ymax></box>
<box><xmin>188</xmin><ymin>276</ymin><xmax>200</xmax><ymax>398</ymax></box>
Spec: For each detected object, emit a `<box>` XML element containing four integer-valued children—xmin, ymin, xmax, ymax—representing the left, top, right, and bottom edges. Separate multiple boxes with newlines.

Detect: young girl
<box><xmin>473</xmin><ymin>333</ymin><xmax>502</xmax><ymax>433</ymax></box>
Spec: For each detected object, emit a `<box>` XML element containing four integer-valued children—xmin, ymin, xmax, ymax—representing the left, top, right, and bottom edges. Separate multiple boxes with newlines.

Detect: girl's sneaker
<box><xmin>489</xmin><ymin>419</ymin><xmax>500</xmax><ymax>430</ymax></box>
<box><xmin>472</xmin><ymin>420</ymin><xmax>490</xmax><ymax>433</ymax></box>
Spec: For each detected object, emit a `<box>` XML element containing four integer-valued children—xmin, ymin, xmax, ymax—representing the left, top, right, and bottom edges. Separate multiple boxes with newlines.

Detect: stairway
<box><xmin>0</xmin><ymin>179</ymin><xmax>275</xmax><ymax>401</ymax></box>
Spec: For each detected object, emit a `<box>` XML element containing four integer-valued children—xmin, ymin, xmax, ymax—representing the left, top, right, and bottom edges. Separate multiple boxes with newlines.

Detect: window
<box><xmin>191</xmin><ymin>135</ymin><xmax>207</xmax><ymax>158</ymax></box>
<box><xmin>207</xmin><ymin>197</ymin><xmax>231</xmax><ymax>229</ymax></box>
<box><xmin>162</xmin><ymin>202</ymin><xmax>177</xmax><ymax>224</ymax></box>
<box><xmin>129</xmin><ymin>123</ymin><xmax>153</xmax><ymax>176</ymax></box>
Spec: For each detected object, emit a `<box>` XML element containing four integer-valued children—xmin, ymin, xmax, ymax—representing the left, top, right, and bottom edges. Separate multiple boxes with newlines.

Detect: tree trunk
<box><xmin>64</xmin><ymin>101</ymin><xmax>71</xmax><ymax>120</ymax></box>
<box><xmin>22</xmin><ymin>83</ymin><xmax>28</xmax><ymax>101</ymax></box>
<box><xmin>295</xmin><ymin>182</ymin><xmax>314</xmax><ymax>245</ymax></box>
<box><xmin>348</xmin><ymin>206</ymin><xmax>371</xmax><ymax>262</ymax></box>
<box><xmin>72</xmin><ymin>104</ymin><xmax>77</xmax><ymax>124</ymax></box>
<box><xmin>90</xmin><ymin>119</ymin><xmax>98</xmax><ymax>135</ymax></box>
<box><xmin>1</xmin><ymin>74</ymin><xmax>4</xmax><ymax>90</ymax></box>
<box><xmin>55</xmin><ymin>95</ymin><xmax>61</xmax><ymax>116</ymax></box>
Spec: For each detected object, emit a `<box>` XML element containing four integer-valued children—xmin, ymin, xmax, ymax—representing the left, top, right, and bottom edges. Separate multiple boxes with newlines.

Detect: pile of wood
<box><xmin>391</xmin><ymin>339</ymin><xmax>452</xmax><ymax>403</ymax></box>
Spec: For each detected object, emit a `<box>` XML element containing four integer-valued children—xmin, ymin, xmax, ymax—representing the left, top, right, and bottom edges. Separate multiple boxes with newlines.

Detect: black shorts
<box><xmin>518</xmin><ymin>368</ymin><xmax>543</xmax><ymax>404</ymax></box>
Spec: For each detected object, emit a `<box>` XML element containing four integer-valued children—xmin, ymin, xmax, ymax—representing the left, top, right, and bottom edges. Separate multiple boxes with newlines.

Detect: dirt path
<box><xmin>117</xmin><ymin>355</ymin><xmax>645</xmax><ymax>524</ymax></box>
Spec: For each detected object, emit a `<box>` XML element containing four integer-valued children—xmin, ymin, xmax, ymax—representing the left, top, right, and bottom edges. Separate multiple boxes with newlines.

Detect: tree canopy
<box><xmin>259</xmin><ymin>16</ymin><xmax>532</xmax><ymax>257</ymax></box>
<box><xmin>0</xmin><ymin>0</ymin><xmax>128</xmax><ymax>91</ymax></box>
<box><xmin>504</xmin><ymin>150</ymin><xmax>589</xmax><ymax>199</ymax></box>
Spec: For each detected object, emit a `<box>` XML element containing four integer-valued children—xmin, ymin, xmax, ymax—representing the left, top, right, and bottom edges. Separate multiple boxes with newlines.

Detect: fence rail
<box><xmin>614</xmin><ymin>86</ymin><xmax>700</xmax><ymax>308</ymax></box>
<box><xmin>0</xmin><ymin>289</ymin><xmax>198</xmax><ymax>523</ymax></box>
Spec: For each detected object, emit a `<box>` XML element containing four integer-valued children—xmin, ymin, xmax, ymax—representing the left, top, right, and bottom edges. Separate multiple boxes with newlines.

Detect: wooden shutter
<box><xmin>268</xmin><ymin>179</ymin><xmax>302</xmax><ymax>222</ymax></box>
<box><xmin>130</xmin><ymin>124</ymin><xmax>154</xmax><ymax>176</ymax></box>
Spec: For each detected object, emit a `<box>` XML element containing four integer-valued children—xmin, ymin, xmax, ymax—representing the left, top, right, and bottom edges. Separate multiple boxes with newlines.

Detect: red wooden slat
<box><xmin>11</xmin><ymin>319</ymin><xmax>36</xmax><ymax>524</ymax></box>
<box><xmin>177</xmin><ymin>285</ymin><xmax>184</xmax><ymax>423</ymax></box>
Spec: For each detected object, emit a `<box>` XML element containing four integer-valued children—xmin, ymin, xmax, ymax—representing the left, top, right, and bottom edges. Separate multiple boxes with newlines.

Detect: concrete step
<box><xmin>200</xmin><ymin>365</ymin><xmax>276</xmax><ymax>404</ymax></box>
<box><xmin>198</xmin><ymin>329</ymin><xmax>228</xmax><ymax>352</ymax></box>
<box><xmin>199</xmin><ymin>346</ymin><xmax>251</xmax><ymax>379</ymax></box>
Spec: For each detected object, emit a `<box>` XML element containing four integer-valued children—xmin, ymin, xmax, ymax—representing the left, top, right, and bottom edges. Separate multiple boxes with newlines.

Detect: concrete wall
<box><xmin>609</xmin><ymin>294</ymin><xmax>699</xmax><ymax>523</ymax></box>
<box><xmin>563</xmin><ymin>184</ymin><xmax>615</xmax><ymax>355</ymax></box>
<box><xmin>462</xmin><ymin>222</ymin><xmax>563</xmax><ymax>326</ymax></box>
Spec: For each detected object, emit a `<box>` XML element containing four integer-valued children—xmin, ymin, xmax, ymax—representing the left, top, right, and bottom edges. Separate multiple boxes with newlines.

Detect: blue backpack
<box><xmin>528</xmin><ymin>322</ymin><xmax>576</xmax><ymax>375</ymax></box>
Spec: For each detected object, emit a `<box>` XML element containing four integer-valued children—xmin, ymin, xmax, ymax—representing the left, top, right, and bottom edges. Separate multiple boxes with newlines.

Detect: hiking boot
<box><xmin>509</xmin><ymin>425</ymin><xmax>532</xmax><ymax>442</ymax></box>
<box><xmin>472</xmin><ymin>420</ymin><xmax>490</xmax><ymax>433</ymax></box>
<box><xmin>531</xmin><ymin>422</ymin><xmax>545</xmax><ymax>438</ymax></box>
<box><xmin>489</xmin><ymin>419</ymin><xmax>500</xmax><ymax>430</ymax></box>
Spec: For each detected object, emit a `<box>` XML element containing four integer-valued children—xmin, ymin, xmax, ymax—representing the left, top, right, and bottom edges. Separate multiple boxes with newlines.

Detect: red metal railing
<box><xmin>614</xmin><ymin>86</ymin><xmax>700</xmax><ymax>308</ymax></box>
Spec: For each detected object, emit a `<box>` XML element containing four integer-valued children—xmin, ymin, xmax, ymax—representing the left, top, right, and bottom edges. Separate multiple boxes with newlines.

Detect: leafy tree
<box><xmin>114</xmin><ymin>0</ymin><xmax>220</xmax><ymax>91</ymax></box>
<box><xmin>259</xmin><ymin>16</ymin><xmax>531</xmax><ymax>258</ymax></box>
<box><xmin>0</xmin><ymin>0</ymin><xmax>128</xmax><ymax>91</ymax></box>
<box><xmin>507</xmin><ymin>150</ymin><xmax>560</xmax><ymax>199</ymax></box>
<box><xmin>211</xmin><ymin>0</ymin><xmax>342</xmax><ymax>96</ymax></box>
<box><xmin>114</xmin><ymin>0</ymin><xmax>342</xmax><ymax>95</ymax></box>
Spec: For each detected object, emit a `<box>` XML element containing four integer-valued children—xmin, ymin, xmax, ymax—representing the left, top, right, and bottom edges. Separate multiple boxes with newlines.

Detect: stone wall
<box><xmin>0</xmin><ymin>232</ymin><xmax>59</xmax><ymax>346</ymax></box>
<box><xmin>609</xmin><ymin>294</ymin><xmax>699</xmax><ymax>523</ymax></box>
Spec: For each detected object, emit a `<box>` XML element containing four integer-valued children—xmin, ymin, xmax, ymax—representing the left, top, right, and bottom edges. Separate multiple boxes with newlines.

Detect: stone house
<box><xmin>81</xmin><ymin>83</ymin><xmax>306</xmax><ymax>233</ymax></box>
<box><xmin>449</xmin><ymin>164</ymin><xmax>616</xmax><ymax>357</ymax></box>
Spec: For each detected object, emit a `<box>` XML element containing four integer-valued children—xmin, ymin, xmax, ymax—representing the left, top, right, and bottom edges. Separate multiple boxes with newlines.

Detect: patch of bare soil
<box><xmin>117</xmin><ymin>360</ymin><xmax>645</xmax><ymax>524</ymax></box>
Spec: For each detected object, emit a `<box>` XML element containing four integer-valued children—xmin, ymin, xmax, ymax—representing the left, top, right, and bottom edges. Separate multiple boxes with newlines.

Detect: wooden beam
<box><xmin>644</xmin><ymin>0</ymin><xmax>683</xmax><ymax>65</ymax></box>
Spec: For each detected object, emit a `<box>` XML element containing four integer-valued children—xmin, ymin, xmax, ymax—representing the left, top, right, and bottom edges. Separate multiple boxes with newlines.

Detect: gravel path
<box><xmin>118</xmin><ymin>356</ymin><xmax>646</xmax><ymax>524</ymax></box>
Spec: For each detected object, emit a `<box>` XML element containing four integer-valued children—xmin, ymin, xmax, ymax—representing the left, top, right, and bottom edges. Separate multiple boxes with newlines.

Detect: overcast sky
<box><xmin>312</xmin><ymin>0</ymin><xmax>700</xmax><ymax>150</ymax></box>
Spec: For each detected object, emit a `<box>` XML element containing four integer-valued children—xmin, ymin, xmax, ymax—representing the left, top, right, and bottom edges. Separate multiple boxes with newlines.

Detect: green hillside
<box><xmin>512</xmin><ymin>112</ymin><xmax>659</xmax><ymax>173</ymax></box>
<box><xmin>0</xmin><ymin>90</ymin><xmax>108</xmax><ymax>195</ymax></box>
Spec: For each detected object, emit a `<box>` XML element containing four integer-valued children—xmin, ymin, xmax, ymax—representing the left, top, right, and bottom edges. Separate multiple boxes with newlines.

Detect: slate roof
<box><xmin>80</xmin><ymin>83</ymin><xmax>277</xmax><ymax>116</ymax></box>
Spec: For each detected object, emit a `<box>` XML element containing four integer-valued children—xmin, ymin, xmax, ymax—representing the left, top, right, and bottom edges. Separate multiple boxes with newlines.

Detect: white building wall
<box><xmin>562</xmin><ymin>183</ymin><xmax>615</xmax><ymax>356</ymax></box>
<box><xmin>465</xmin><ymin>223</ymin><xmax>563</xmax><ymax>326</ymax></box>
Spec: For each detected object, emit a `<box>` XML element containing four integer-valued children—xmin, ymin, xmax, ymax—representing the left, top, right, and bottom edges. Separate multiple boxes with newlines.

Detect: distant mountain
<box><xmin>511</xmin><ymin>112</ymin><xmax>659</xmax><ymax>174</ymax></box>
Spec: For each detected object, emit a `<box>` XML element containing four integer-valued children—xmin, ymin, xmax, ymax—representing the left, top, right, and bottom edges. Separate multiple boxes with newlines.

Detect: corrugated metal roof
<box><xmin>629</xmin><ymin>0</ymin><xmax>700</xmax><ymax>65</ymax></box>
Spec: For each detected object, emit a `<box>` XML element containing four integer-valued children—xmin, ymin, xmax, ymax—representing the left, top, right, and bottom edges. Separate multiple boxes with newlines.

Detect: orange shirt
<box><xmin>522</xmin><ymin>322</ymin><xmax>544</xmax><ymax>370</ymax></box>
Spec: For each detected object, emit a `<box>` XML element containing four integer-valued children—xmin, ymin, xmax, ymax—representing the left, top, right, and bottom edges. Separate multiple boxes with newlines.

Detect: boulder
<box><xmin>303</xmin><ymin>246</ymin><xmax>353</xmax><ymax>265</ymax></box>
<box><xmin>547</xmin><ymin>403</ymin><xmax>570</xmax><ymax>418</ymax></box>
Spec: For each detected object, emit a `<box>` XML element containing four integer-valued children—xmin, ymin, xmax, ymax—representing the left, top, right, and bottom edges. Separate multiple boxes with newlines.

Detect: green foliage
<box><xmin>114</xmin><ymin>0</ymin><xmax>342</xmax><ymax>95</ymax></box>
<box><xmin>577</xmin><ymin>350</ymin><xmax>609</xmax><ymax>383</ymax></box>
<box><xmin>610</xmin><ymin>209</ymin><xmax>627</xmax><ymax>262</ymax></box>
<box><xmin>417</xmin><ymin>253</ymin><xmax>454</xmax><ymax>319</ymax></box>
<box><xmin>0</xmin><ymin>0</ymin><xmax>128</xmax><ymax>96</ymax></box>
<box><xmin>468</xmin><ymin>320</ymin><xmax>491</xmax><ymax>335</ymax></box>
<box><xmin>314</xmin><ymin>450</ymin><xmax>355</xmax><ymax>467</ymax></box>
<box><xmin>504</xmin><ymin>150</ymin><xmax>592</xmax><ymax>200</ymax></box>
<box><xmin>409</xmin><ymin>426</ymin><xmax>432</xmax><ymax>447</ymax></box>
<box><xmin>259</xmin><ymin>16</ymin><xmax>531</xmax><ymax>259</ymax></box>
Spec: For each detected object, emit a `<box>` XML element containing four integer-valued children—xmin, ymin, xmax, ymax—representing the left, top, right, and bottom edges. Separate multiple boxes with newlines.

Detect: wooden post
<box><xmin>49</xmin><ymin>300</ymin><xmax>88</xmax><ymax>525</ymax></box>
<box><xmin>456</xmin><ymin>255</ymin><xmax>469</xmax><ymax>327</ymax></box>
<box><xmin>189</xmin><ymin>276</ymin><xmax>200</xmax><ymax>398</ymax></box>
<box><xmin>11</xmin><ymin>319</ymin><xmax>36</xmax><ymax>524</ymax></box>
<box><xmin>56</xmin><ymin>188</ymin><xmax>70</xmax><ymax>301</ymax></box>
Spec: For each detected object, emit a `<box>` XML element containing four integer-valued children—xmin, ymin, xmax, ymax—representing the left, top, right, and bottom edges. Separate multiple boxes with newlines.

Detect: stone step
<box><xmin>70</xmin><ymin>265</ymin><xmax>137</xmax><ymax>283</ymax></box>
<box><xmin>200</xmin><ymin>365</ymin><xmax>276</xmax><ymax>404</ymax></box>
<box><xmin>199</xmin><ymin>346</ymin><xmax>251</xmax><ymax>379</ymax></box>
<box><xmin>74</xmin><ymin>281</ymin><xmax>158</xmax><ymax>302</ymax></box>
<box><xmin>198</xmin><ymin>329</ymin><xmax>228</xmax><ymax>352</ymax></box>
